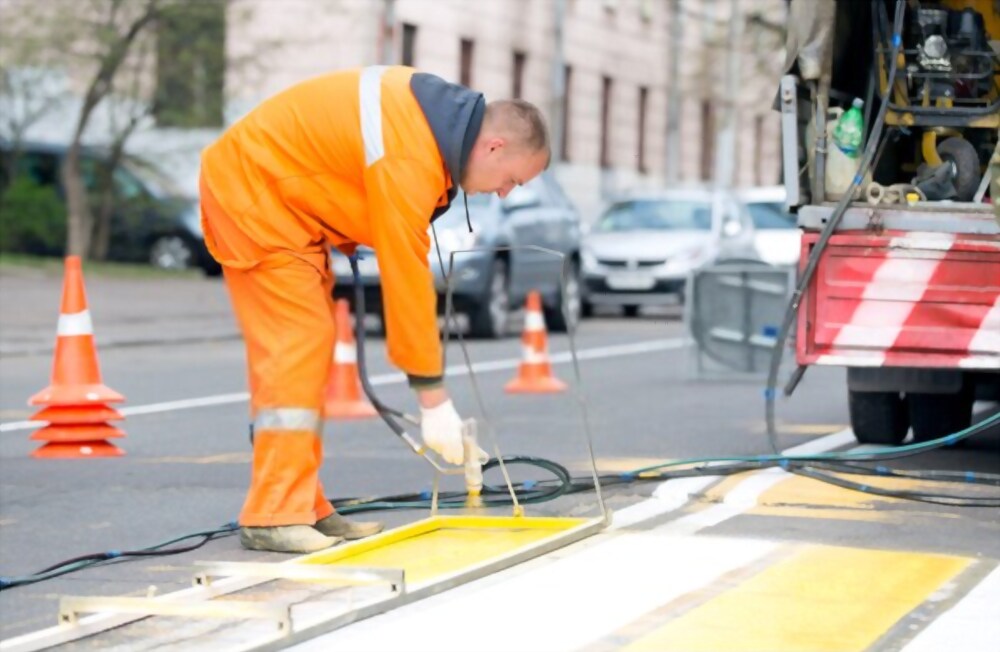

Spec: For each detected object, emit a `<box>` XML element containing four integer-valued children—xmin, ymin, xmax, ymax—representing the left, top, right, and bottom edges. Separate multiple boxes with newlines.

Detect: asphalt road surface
<box><xmin>1</xmin><ymin>303</ymin><xmax>998</xmax><ymax>649</ymax></box>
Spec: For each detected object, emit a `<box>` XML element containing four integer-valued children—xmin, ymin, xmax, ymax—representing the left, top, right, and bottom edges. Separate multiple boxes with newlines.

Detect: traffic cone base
<box><xmin>29</xmin><ymin>423</ymin><xmax>126</xmax><ymax>442</ymax></box>
<box><xmin>31</xmin><ymin>441</ymin><xmax>125</xmax><ymax>459</ymax></box>
<box><xmin>30</xmin><ymin>382</ymin><xmax>124</xmax><ymax>406</ymax></box>
<box><xmin>504</xmin><ymin>290</ymin><xmax>567</xmax><ymax>394</ymax></box>
<box><xmin>30</xmin><ymin>404</ymin><xmax>124</xmax><ymax>424</ymax></box>
<box><xmin>504</xmin><ymin>375</ymin><xmax>568</xmax><ymax>393</ymax></box>
<box><xmin>323</xmin><ymin>399</ymin><xmax>379</xmax><ymax>419</ymax></box>
<box><xmin>323</xmin><ymin>301</ymin><xmax>377</xmax><ymax>420</ymax></box>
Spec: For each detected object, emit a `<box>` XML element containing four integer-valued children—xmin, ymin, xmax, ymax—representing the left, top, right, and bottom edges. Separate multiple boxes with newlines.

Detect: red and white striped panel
<box><xmin>796</xmin><ymin>230</ymin><xmax>1000</xmax><ymax>370</ymax></box>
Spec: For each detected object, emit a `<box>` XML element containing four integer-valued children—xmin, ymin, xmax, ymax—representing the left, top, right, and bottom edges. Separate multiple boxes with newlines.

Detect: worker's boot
<box><xmin>314</xmin><ymin>512</ymin><xmax>384</xmax><ymax>540</ymax></box>
<box><xmin>239</xmin><ymin>525</ymin><xmax>342</xmax><ymax>553</ymax></box>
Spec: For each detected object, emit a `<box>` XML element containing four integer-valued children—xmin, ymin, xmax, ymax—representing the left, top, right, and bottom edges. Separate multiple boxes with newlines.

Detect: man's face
<box><xmin>461</xmin><ymin>137</ymin><xmax>548</xmax><ymax>198</ymax></box>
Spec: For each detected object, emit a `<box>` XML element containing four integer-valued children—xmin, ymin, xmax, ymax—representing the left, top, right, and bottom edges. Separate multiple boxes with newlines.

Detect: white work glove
<box><xmin>420</xmin><ymin>399</ymin><xmax>465</xmax><ymax>465</ymax></box>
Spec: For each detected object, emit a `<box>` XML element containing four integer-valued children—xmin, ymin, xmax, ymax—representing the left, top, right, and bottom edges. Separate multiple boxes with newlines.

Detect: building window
<box><xmin>560</xmin><ymin>64</ymin><xmax>572</xmax><ymax>162</ymax></box>
<box><xmin>401</xmin><ymin>23</ymin><xmax>417</xmax><ymax>67</ymax></box>
<box><xmin>637</xmin><ymin>86</ymin><xmax>648</xmax><ymax>173</ymax></box>
<box><xmin>600</xmin><ymin>76</ymin><xmax>613</xmax><ymax>169</ymax></box>
<box><xmin>512</xmin><ymin>50</ymin><xmax>526</xmax><ymax>99</ymax></box>
<box><xmin>700</xmin><ymin>100</ymin><xmax>715</xmax><ymax>181</ymax></box>
<box><xmin>460</xmin><ymin>38</ymin><xmax>474</xmax><ymax>87</ymax></box>
<box><xmin>154</xmin><ymin>0</ymin><xmax>226</xmax><ymax>128</ymax></box>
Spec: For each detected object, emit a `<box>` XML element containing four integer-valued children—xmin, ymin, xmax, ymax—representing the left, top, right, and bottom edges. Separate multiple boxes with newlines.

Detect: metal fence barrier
<box><xmin>685</xmin><ymin>262</ymin><xmax>796</xmax><ymax>378</ymax></box>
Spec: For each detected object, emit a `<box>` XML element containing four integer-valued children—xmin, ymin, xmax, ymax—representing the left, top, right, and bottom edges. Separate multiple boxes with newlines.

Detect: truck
<box><xmin>780</xmin><ymin>0</ymin><xmax>999</xmax><ymax>444</ymax></box>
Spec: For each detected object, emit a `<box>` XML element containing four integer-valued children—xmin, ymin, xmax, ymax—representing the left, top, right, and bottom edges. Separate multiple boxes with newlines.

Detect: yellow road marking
<box><xmin>303</xmin><ymin>516</ymin><xmax>587</xmax><ymax>586</ymax></box>
<box><xmin>752</xmin><ymin>474</ymin><xmax>968</xmax><ymax>522</ymax></box>
<box><xmin>623</xmin><ymin>546</ymin><xmax>969</xmax><ymax>652</ymax></box>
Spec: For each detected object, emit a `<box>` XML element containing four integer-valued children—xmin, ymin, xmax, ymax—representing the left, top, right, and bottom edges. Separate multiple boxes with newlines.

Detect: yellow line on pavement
<box><xmin>622</xmin><ymin>546</ymin><xmax>969</xmax><ymax>652</ymax></box>
<box><xmin>751</xmin><ymin>475</ymin><xmax>964</xmax><ymax>523</ymax></box>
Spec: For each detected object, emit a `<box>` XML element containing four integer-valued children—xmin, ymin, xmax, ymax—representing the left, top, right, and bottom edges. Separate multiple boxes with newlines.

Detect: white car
<box><xmin>581</xmin><ymin>188</ymin><xmax>760</xmax><ymax>316</ymax></box>
<box><xmin>739</xmin><ymin>186</ymin><xmax>800</xmax><ymax>267</ymax></box>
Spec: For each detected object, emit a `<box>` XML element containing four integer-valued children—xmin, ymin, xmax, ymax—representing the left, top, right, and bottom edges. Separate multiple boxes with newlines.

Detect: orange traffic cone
<box><xmin>323</xmin><ymin>300</ymin><xmax>378</xmax><ymax>419</ymax></box>
<box><xmin>28</xmin><ymin>256</ymin><xmax>126</xmax><ymax>458</ymax></box>
<box><xmin>505</xmin><ymin>291</ymin><xmax>567</xmax><ymax>394</ymax></box>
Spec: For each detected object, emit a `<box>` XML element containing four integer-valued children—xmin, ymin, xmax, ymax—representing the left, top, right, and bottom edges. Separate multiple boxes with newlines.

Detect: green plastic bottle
<box><xmin>832</xmin><ymin>98</ymin><xmax>864</xmax><ymax>158</ymax></box>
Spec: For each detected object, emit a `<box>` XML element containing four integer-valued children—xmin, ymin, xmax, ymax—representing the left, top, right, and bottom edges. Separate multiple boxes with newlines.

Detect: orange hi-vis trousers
<box><xmin>203</xmin><ymin>183</ymin><xmax>337</xmax><ymax>527</ymax></box>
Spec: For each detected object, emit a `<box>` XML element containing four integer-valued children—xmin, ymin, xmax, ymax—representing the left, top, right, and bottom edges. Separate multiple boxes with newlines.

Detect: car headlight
<box><xmin>581</xmin><ymin>248</ymin><xmax>598</xmax><ymax>271</ymax></box>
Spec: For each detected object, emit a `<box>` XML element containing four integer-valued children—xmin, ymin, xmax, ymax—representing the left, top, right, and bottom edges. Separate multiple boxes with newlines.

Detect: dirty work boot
<box><xmin>314</xmin><ymin>512</ymin><xmax>384</xmax><ymax>540</ymax></box>
<box><xmin>239</xmin><ymin>525</ymin><xmax>342</xmax><ymax>553</ymax></box>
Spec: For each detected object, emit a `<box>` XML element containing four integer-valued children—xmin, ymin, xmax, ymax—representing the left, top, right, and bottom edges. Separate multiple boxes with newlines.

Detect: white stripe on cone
<box><xmin>57</xmin><ymin>310</ymin><xmax>94</xmax><ymax>336</ymax></box>
<box><xmin>334</xmin><ymin>341</ymin><xmax>358</xmax><ymax>364</ymax></box>
<box><xmin>524</xmin><ymin>311</ymin><xmax>546</xmax><ymax>332</ymax></box>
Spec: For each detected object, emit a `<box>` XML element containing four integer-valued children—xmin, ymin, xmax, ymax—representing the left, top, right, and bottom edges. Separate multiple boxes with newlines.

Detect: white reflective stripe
<box><xmin>360</xmin><ymin>66</ymin><xmax>388</xmax><ymax>166</ymax></box>
<box><xmin>524</xmin><ymin>311</ymin><xmax>546</xmax><ymax>332</ymax></box>
<box><xmin>967</xmin><ymin>296</ymin><xmax>1000</xmax><ymax>358</ymax></box>
<box><xmin>255</xmin><ymin>408</ymin><xmax>321</xmax><ymax>432</ymax></box>
<box><xmin>334</xmin><ymin>342</ymin><xmax>358</xmax><ymax>364</ymax></box>
<box><xmin>57</xmin><ymin>310</ymin><xmax>93</xmax><ymax>336</ymax></box>
<box><xmin>522</xmin><ymin>345</ymin><xmax>549</xmax><ymax>364</ymax></box>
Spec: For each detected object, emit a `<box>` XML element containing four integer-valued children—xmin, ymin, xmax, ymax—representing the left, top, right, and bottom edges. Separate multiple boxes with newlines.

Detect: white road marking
<box><xmin>0</xmin><ymin>338</ymin><xmax>687</xmax><ymax>433</ymax></box>
<box><xmin>901</xmin><ymin>565</ymin><xmax>1000</xmax><ymax>652</ymax></box>
<box><xmin>287</xmin><ymin>535</ymin><xmax>778</xmax><ymax>652</ymax></box>
<box><xmin>286</xmin><ymin>429</ymin><xmax>856</xmax><ymax>652</ymax></box>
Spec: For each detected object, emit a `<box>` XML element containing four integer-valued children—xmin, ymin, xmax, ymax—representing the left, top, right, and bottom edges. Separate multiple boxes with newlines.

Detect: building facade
<box><xmin>218</xmin><ymin>0</ymin><xmax>786</xmax><ymax>220</ymax></box>
<box><xmin>3</xmin><ymin>0</ymin><xmax>788</xmax><ymax>222</ymax></box>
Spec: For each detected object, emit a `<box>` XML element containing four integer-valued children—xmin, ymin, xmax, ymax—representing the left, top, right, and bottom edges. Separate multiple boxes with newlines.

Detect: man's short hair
<box><xmin>484</xmin><ymin>99</ymin><xmax>550</xmax><ymax>159</ymax></box>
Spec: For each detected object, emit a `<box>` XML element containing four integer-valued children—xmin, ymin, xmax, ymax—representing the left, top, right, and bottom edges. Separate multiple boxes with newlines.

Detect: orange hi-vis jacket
<box><xmin>200</xmin><ymin>66</ymin><xmax>485</xmax><ymax>386</ymax></box>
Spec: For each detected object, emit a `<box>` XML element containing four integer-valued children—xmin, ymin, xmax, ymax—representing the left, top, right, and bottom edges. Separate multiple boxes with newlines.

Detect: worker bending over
<box><xmin>199</xmin><ymin>66</ymin><xmax>551</xmax><ymax>553</ymax></box>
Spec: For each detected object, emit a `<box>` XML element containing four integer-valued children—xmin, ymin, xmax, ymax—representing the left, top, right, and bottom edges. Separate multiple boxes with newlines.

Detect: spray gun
<box><xmin>348</xmin><ymin>254</ymin><xmax>489</xmax><ymax>508</ymax></box>
<box><xmin>462</xmin><ymin>419</ymin><xmax>489</xmax><ymax>507</ymax></box>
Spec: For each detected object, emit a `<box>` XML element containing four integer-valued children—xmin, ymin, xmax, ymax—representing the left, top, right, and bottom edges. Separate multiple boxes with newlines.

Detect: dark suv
<box><xmin>0</xmin><ymin>141</ymin><xmax>219</xmax><ymax>275</ymax></box>
<box><xmin>332</xmin><ymin>170</ymin><xmax>583</xmax><ymax>338</ymax></box>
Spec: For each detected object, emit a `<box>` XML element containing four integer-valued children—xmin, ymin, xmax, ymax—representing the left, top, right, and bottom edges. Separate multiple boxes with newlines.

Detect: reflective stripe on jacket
<box><xmin>200</xmin><ymin>66</ymin><xmax>485</xmax><ymax>384</ymax></box>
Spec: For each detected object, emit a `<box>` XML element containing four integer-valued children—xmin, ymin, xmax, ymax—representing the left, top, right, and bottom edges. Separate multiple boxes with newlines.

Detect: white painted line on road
<box><xmin>611</xmin><ymin>427</ymin><xmax>856</xmax><ymax>531</ymax></box>
<box><xmin>901</xmin><ymin>564</ymin><xmax>1000</xmax><ymax>652</ymax></box>
<box><xmin>287</xmin><ymin>535</ymin><xmax>778</xmax><ymax>652</ymax></box>
<box><xmin>287</xmin><ymin>431</ymin><xmax>855</xmax><ymax>652</ymax></box>
<box><xmin>288</xmin><ymin>426</ymin><xmax>855</xmax><ymax>651</ymax></box>
<box><xmin>0</xmin><ymin>338</ymin><xmax>687</xmax><ymax>433</ymax></box>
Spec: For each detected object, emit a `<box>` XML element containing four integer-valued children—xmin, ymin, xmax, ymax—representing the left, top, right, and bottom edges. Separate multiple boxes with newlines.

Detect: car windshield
<box><xmin>746</xmin><ymin>202</ymin><xmax>795</xmax><ymax>230</ymax></box>
<box><xmin>122</xmin><ymin>158</ymin><xmax>184</xmax><ymax>199</ymax></box>
<box><xmin>595</xmin><ymin>199</ymin><xmax>712</xmax><ymax>232</ymax></box>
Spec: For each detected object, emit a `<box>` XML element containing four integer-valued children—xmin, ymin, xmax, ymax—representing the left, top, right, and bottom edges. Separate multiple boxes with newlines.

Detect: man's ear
<box><xmin>487</xmin><ymin>136</ymin><xmax>506</xmax><ymax>153</ymax></box>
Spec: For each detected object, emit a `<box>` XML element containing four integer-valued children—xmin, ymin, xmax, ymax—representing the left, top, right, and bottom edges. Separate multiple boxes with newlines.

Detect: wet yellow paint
<box><xmin>302</xmin><ymin>516</ymin><xmax>587</xmax><ymax>586</ymax></box>
<box><xmin>623</xmin><ymin>546</ymin><xmax>969</xmax><ymax>652</ymax></box>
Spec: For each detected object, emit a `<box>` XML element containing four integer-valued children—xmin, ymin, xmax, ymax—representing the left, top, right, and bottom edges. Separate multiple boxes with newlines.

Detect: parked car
<box><xmin>0</xmin><ymin>140</ymin><xmax>219</xmax><ymax>275</ymax></box>
<box><xmin>581</xmin><ymin>188</ymin><xmax>760</xmax><ymax>316</ymax></box>
<box><xmin>332</xmin><ymin>170</ymin><xmax>583</xmax><ymax>338</ymax></box>
<box><xmin>738</xmin><ymin>186</ymin><xmax>800</xmax><ymax>267</ymax></box>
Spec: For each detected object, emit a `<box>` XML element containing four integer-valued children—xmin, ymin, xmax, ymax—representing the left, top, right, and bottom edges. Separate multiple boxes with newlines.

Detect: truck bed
<box><xmin>795</xmin><ymin>214</ymin><xmax>1000</xmax><ymax>370</ymax></box>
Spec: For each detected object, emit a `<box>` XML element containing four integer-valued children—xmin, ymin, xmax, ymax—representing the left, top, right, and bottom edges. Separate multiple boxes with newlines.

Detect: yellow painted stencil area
<box><xmin>624</xmin><ymin>546</ymin><xmax>970</xmax><ymax>652</ymax></box>
<box><xmin>303</xmin><ymin>517</ymin><xmax>587</xmax><ymax>586</ymax></box>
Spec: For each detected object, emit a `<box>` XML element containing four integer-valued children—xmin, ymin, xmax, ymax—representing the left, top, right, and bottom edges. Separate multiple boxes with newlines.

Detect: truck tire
<box><xmin>848</xmin><ymin>390</ymin><xmax>909</xmax><ymax>445</ymax></box>
<box><xmin>907</xmin><ymin>389</ymin><xmax>974</xmax><ymax>443</ymax></box>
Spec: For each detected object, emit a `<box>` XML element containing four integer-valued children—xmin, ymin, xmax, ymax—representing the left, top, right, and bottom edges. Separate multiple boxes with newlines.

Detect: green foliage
<box><xmin>154</xmin><ymin>0</ymin><xmax>226</xmax><ymax>128</ymax></box>
<box><xmin>0</xmin><ymin>175</ymin><xmax>66</xmax><ymax>255</ymax></box>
